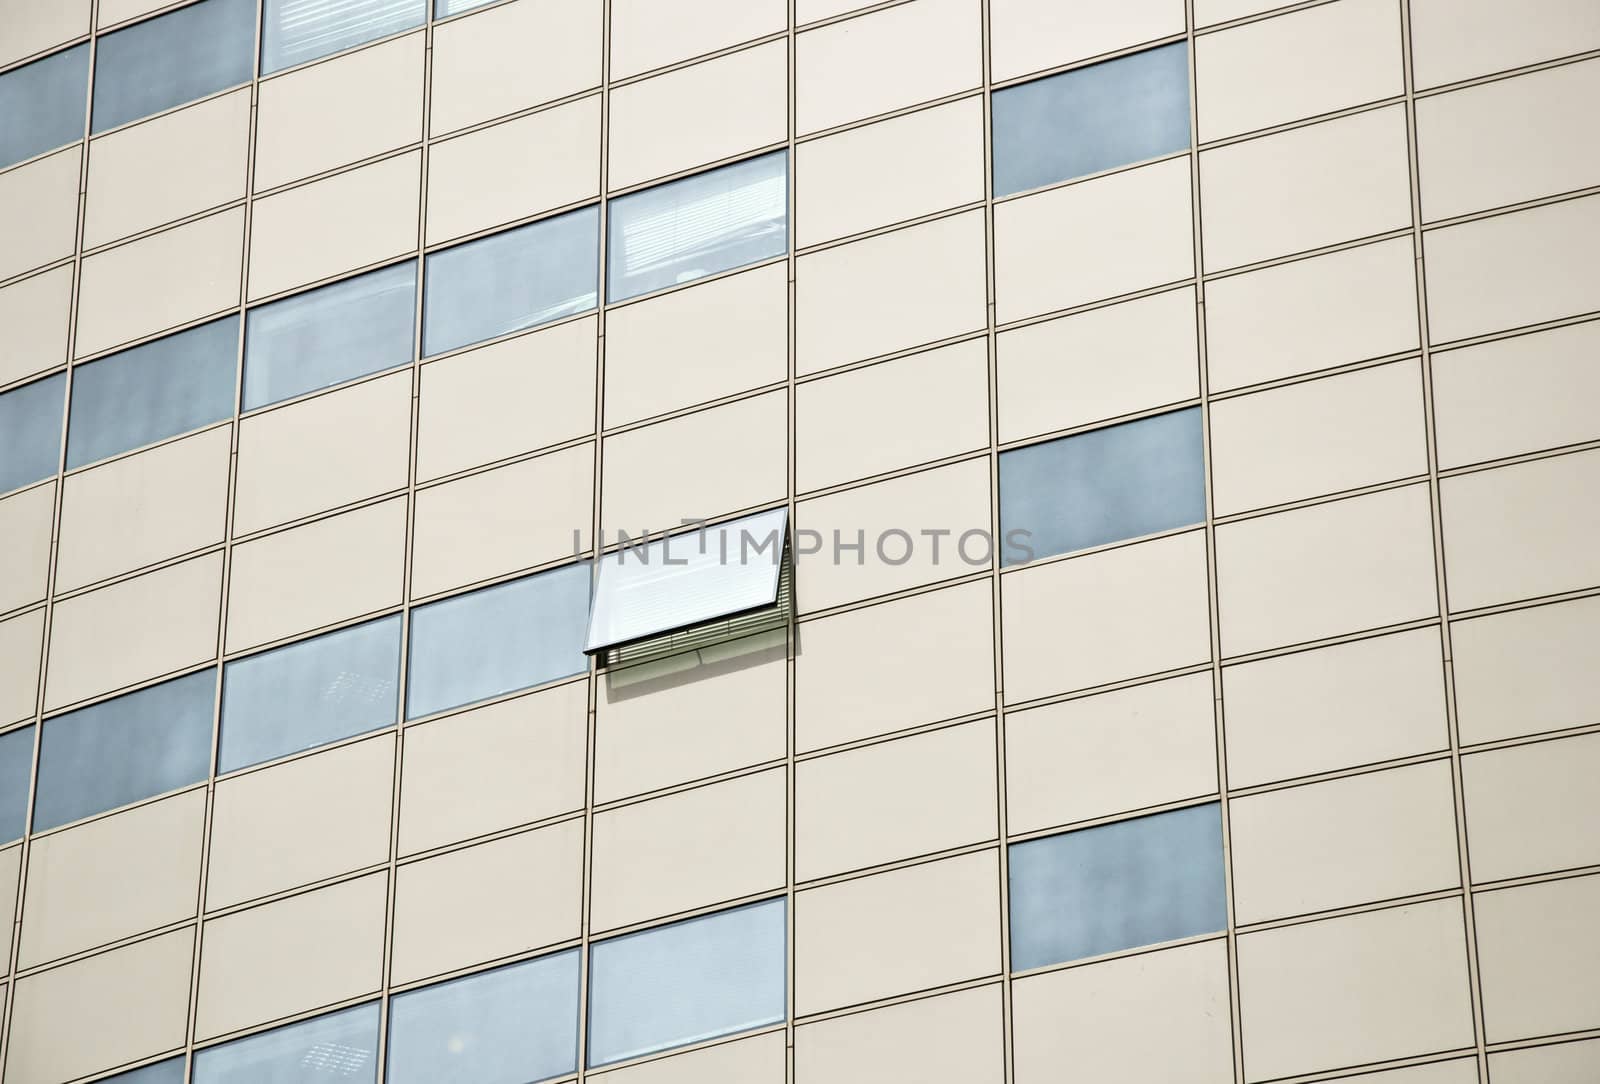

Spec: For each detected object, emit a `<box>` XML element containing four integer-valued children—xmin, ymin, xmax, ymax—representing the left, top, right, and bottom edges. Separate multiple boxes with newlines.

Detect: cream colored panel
<box><xmin>208</xmin><ymin>735</ymin><xmax>394</xmax><ymax>909</ymax></box>
<box><xmin>796</xmin><ymin>0</ymin><xmax>982</xmax><ymax>135</ymax></box>
<box><xmin>1237</xmin><ymin>901</ymin><xmax>1475</xmax><ymax>1081</ymax></box>
<box><xmin>593</xmin><ymin>1031</ymin><xmax>786</xmax><ymax>1084</ymax></box>
<box><xmin>401</xmin><ymin>681</ymin><xmax>587</xmax><ymax>854</ymax></box>
<box><xmin>1210</xmin><ymin>359</ymin><xmax>1427</xmax><ymax>515</ymax></box>
<box><xmin>98</xmin><ymin>0</ymin><xmax>180</xmax><ymax>26</ymax></box>
<box><xmin>1452</xmin><ymin>596</ymin><xmax>1600</xmax><ymax>746</ymax></box>
<box><xmin>1205</xmin><ymin>236</ymin><xmax>1418</xmax><ymax>391</ymax></box>
<box><xmin>1489</xmin><ymin>1038</ymin><xmax>1600</xmax><ymax>1084</ymax></box>
<box><xmin>1475</xmin><ymin>874</ymin><xmax>1600</xmax><ymax>1043</ymax></box>
<box><xmin>605</xmin><ymin>264</ymin><xmax>786</xmax><ymax>426</ymax></box>
<box><xmin>795</xmin><ymin>457</ymin><xmax>990</xmax><ymax>613</ymax></box>
<box><xmin>797</xmin><ymin>339</ymin><xmax>989</xmax><ymax>492</ymax></box>
<box><xmin>1014</xmin><ymin>940</ymin><xmax>1233</xmax><ymax>1084</ymax></box>
<box><xmin>0</xmin><ymin>482</ymin><xmax>56</xmax><ymax>613</ymax></box>
<box><xmin>798</xmin><ymin>0</ymin><xmax>877</xmax><ymax>21</ymax></box>
<box><xmin>0</xmin><ymin>845</ymin><xmax>17</xmax><ymax>967</ymax></box>
<box><xmin>1410</xmin><ymin>0</ymin><xmax>1600</xmax><ymax>88</ymax></box>
<box><xmin>1007</xmin><ymin>673</ymin><xmax>1217</xmax><ymax>834</ymax></box>
<box><xmin>255</xmin><ymin>32</ymin><xmax>425</xmax><ymax>191</ymax></box>
<box><xmin>430</xmin><ymin>0</ymin><xmax>603</xmax><ymax>135</ymax></box>
<box><xmin>1299</xmin><ymin>1062</ymin><xmax>1477</xmax><ymax>1084</ymax></box>
<box><xmin>225</xmin><ymin>497</ymin><xmax>407</xmax><ymax>652</ymax></box>
<box><xmin>998</xmin><ymin>286</ymin><xmax>1199</xmax><ymax>443</ymax></box>
<box><xmin>235</xmin><ymin>370</ymin><xmax>412</xmax><ymax>535</ymax></box>
<box><xmin>0</xmin><ymin>0</ymin><xmax>88</xmax><ymax>67</ymax></box>
<box><xmin>592</xmin><ymin>769</ymin><xmax>786</xmax><ymax>931</ymax></box>
<box><xmin>1195</xmin><ymin>0</ymin><xmax>1296</xmax><ymax>26</ymax></box>
<box><xmin>1200</xmin><ymin>105</ymin><xmax>1411</xmax><ymax>271</ymax></box>
<box><xmin>797</xmin><ymin>984</ymin><xmax>1004</xmax><ymax>1084</ymax></box>
<box><xmin>795</xmin><ymin>850</ymin><xmax>1001</xmax><ymax>1015</ymax></box>
<box><xmin>611</xmin><ymin>0</ymin><xmax>785</xmax><ymax>79</ymax></box>
<box><xmin>996</xmin><ymin>156</ymin><xmax>1194</xmax><ymax>322</ymax></box>
<box><xmin>0</xmin><ymin>147</ymin><xmax>78</xmax><ymax>282</ymax></box>
<box><xmin>56</xmin><ymin>425</ymin><xmax>231</xmax><ymax>592</ymax></box>
<box><xmin>1464</xmin><ymin>733</ymin><xmax>1600</xmax><ymax>883</ymax></box>
<box><xmin>991</xmin><ymin>0</ymin><xmax>1184</xmax><ymax>81</ymax></box>
<box><xmin>1441</xmin><ymin>450</ymin><xmax>1600</xmax><ymax>612</ymax></box>
<box><xmin>412</xmin><ymin>444</ymin><xmax>593</xmax><ymax>597</ymax></box>
<box><xmin>1002</xmin><ymin>530</ymin><xmax>1212</xmax><ymax>703</ymax></box>
<box><xmin>196</xmin><ymin>873</ymin><xmax>387</xmax><ymax>1040</ymax></box>
<box><xmin>418</xmin><ymin>315</ymin><xmax>596</xmax><ymax>481</ymax></box>
<box><xmin>44</xmin><ymin>553</ymin><xmax>221</xmax><ymax>710</ymax></box>
<box><xmin>1215</xmin><ymin>484</ymin><xmax>1438</xmax><ymax>657</ymax></box>
<box><xmin>248</xmin><ymin>151</ymin><xmax>420</xmax><ymax>300</ymax></box>
<box><xmin>0</xmin><ymin>265</ymin><xmax>73</xmax><ymax>387</ymax></box>
<box><xmin>1224</xmin><ymin>627</ymin><xmax>1448</xmax><ymax>787</ymax></box>
<box><xmin>797</xmin><ymin>209</ymin><xmax>987</xmax><ymax>376</ymax></box>
<box><xmin>391</xmin><ymin>820</ymin><xmax>583</xmax><ymax>984</ymax></box>
<box><xmin>84</xmin><ymin>88</ymin><xmax>250</xmax><ymax>248</ymax></box>
<box><xmin>75</xmin><ymin>206</ymin><xmax>244</xmax><ymax>358</ymax></box>
<box><xmin>797</xmin><ymin>96</ymin><xmax>984</xmax><ymax>247</ymax></box>
<box><xmin>0</xmin><ymin>609</ymin><xmax>43</xmax><ymax>725</ymax></box>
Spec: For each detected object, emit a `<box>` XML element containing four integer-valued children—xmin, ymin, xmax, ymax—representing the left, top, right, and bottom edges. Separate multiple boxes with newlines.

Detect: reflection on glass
<box><xmin>91</xmin><ymin>0</ymin><xmax>255</xmax><ymax>133</ymax></box>
<box><xmin>262</xmin><ymin>0</ymin><xmax>428</xmax><ymax>75</ymax></box>
<box><xmin>194</xmin><ymin>1002</ymin><xmax>380</xmax><ymax>1083</ymax></box>
<box><xmin>433</xmin><ymin>0</ymin><xmax>493</xmax><ymax>14</ymax></box>
<box><xmin>0</xmin><ymin>44</ymin><xmax>88</xmax><ymax>169</ymax></box>
<box><xmin>0</xmin><ymin>726</ymin><xmax>35</xmax><ymax>844</ymax></box>
<box><xmin>0</xmin><ymin>373</ymin><xmax>65</xmax><ymax>495</ymax></box>
<box><xmin>103</xmin><ymin>1056</ymin><xmax>187</xmax><ymax>1084</ymax></box>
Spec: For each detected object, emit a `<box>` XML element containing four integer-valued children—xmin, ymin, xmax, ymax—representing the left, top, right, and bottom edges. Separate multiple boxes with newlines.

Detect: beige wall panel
<box><xmin>996</xmin><ymin>156</ymin><xmax>1194</xmax><ymax>322</ymax></box>
<box><xmin>1463</xmin><ymin>732</ymin><xmax>1600</xmax><ymax>883</ymax></box>
<box><xmin>796</xmin><ymin>984</ymin><xmax>1004</xmax><ymax>1084</ymax></box>
<box><xmin>208</xmin><ymin>735</ymin><xmax>395</xmax><ymax>909</ymax></box>
<box><xmin>196</xmin><ymin>873</ymin><xmax>387</xmax><ymax>1040</ymax></box>
<box><xmin>1475</xmin><ymin>874</ymin><xmax>1600</xmax><ymax>1043</ymax></box>
<box><xmin>391</xmin><ymin>819</ymin><xmax>583</xmax><ymax>984</ymax></box>
<box><xmin>796</xmin><ymin>0</ymin><xmax>982</xmax><ymax>135</ymax></box>
<box><xmin>604</xmin><ymin>264</ymin><xmax>786</xmax><ymax>427</ymax></box>
<box><xmin>1205</xmin><ymin>236</ymin><xmax>1417</xmax><ymax>391</ymax></box>
<box><xmin>1410</xmin><ymin>0</ymin><xmax>1600</xmax><ymax>88</ymax></box>
<box><xmin>1451</xmin><ymin>596</ymin><xmax>1600</xmax><ymax>746</ymax></box>
<box><xmin>56</xmin><ymin>425</ymin><xmax>231</xmax><ymax>592</ymax></box>
<box><xmin>1489</xmin><ymin>1038</ymin><xmax>1600</xmax><ymax>1084</ymax></box>
<box><xmin>1223</xmin><ymin>627</ymin><xmax>1448</xmax><ymax>787</ymax></box>
<box><xmin>991</xmin><ymin>0</ymin><xmax>1183</xmax><ymax>82</ymax></box>
<box><xmin>0</xmin><ymin>483</ymin><xmax>56</xmax><ymax>613</ymax></box>
<box><xmin>1007</xmin><ymin>673</ymin><xmax>1217</xmax><ymax>834</ymax></box>
<box><xmin>0</xmin><ymin>845</ymin><xmax>16</xmax><ymax>968</ymax></box>
<box><xmin>98</xmin><ymin>0</ymin><xmax>182</xmax><ymax>26</ymax></box>
<box><xmin>1195</xmin><ymin>0</ymin><xmax>1297</xmax><ymax>26</ymax></box>
<box><xmin>0</xmin><ymin>0</ymin><xmax>88</xmax><ymax>67</ymax></box>
<box><xmin>0</xmin><ymin>265</ymin><xmax>73</xmax><ymax>387</ymax></box>
<box><xmin>84</xmin><ymin>88</ymin><xmax>250</xmax><ymax>248</ymax></box>
<box><xmin>0</xmin><ymin>147</ymin><xmax>78</xmax><ymax>282</ymax></box>
<box><xmin>1200</xmin><ymin>105</ymin><xmax>1411</xmax><ymax>271</ymax></box>
<box><xmin>0</xmin><ymin>609</ymin><xmax>43</xmax><ymax>725</ymax></box>
<box><xmin>1013</xmin><ymin>940</ymin><xmax>1233</xmax><ymax>1084</ymax></box>
<box><xmin>1002</xmin><ymin>530</ymin><xmax>1212</xmax><ymax>703</ymax></box>
<box><xmin>1215</xmin><ymin>484</ymin><xmax>1438</xmax><ymax>657</ymax></box>
<box><xmin>254</xmin><ymin>32</ymin><xmax>425</xmax><ymax>191</ymax></box>
<box><xmin>795</xmin><ymin>849</ymin><xmax>1001</xmax><ymax>1015</ymax></box>
<box><xmin>796</xmin><ymin>209</ymin><xmax>987</xmax><ymax>376</ymax></box>
<box><xmin>1237</xmin><ymin>900</ymin><xmax>1475</xmax><ymax>1081</ymax></box>
<box><xmin>797</xmin><ymin>0</ymin><xmax>878</xmax><ymax>21</ymax></box>
<box><xmin>1326</xmin><ymin>1062</ymin><xmax>1479</xmax><ymax>1084</ymax></box>
<box><xmin>797</xmin><ymin>339</ymin><xmax>989</xmax><ymax>493</ymax></box>
<box><xmin>44</xmin><ymin>552</ymin><xmax>221</xmax><ymax>710</ymax></box>
<box><xmin>430</xmin><ymin>0</ymin><xmax>603</xmax><ymax>136</ymax></box>
<box><xmin>611</xmin><ymin>0</ymin><xmax>785</xmax><ymax>80</ymax></box>
<box><xmin>593</xmin><ymin>1031</ymin><xmax>786</xmax><ymax>1084</ymax></box>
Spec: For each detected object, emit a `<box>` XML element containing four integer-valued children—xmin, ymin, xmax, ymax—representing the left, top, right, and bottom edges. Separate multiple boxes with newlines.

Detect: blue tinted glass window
<box><xmin>0</xmin><ymin>726</ymin><xmax>35</xmax><ymax>844</ymax></box>
<box><xmin>406</xmin><ymin>563</ymin><xmax>589</xmax><ymax>720</ymax></box>
<box><xmin>104</xmin><ymin>1057</ymin><xmax>187</xmax><ymax>1084</ymax></box>
<box><xmin>433</xmin><ymin>0</ymin><xmax>491</xmax><ymax>14</ymax></box>
<box><xmin>66</xmin><ymin>316</ymin><xmax>237</xmax><ymax>469</ymax></box>
<box><xmin>0</xmin><ymin>44</ymin><xmax>88</xmax><ymax>169</ymax></box>
<box><xmin>194</xmin><ymin>1002</ymin><xmax>379</xmax><ymax>1083</ymax></box>
<box><xmin>607</xmin><ymin>151</ymin><xmax>787</xmax><ymax>303</ymax></box>
<box><xmin>244</xmin><ymin>261</ymin><xmax>416</xmax><ymax>410</ymax></box>
<box><xmin>992</xmin><ymin>42</ymin><xmax>1191</xmax><ymax>197</ymax></box>
<box><xmin>34</xmin><ymin>669</ymin><xmax>215</xmax><ymax>832</ymax></box>
<box><xmin>587</xmin><ymin>899</ymin><xmax>786</xmax><ymax>1068</ymax></box>
<box><xmin>91</xmin><ymin>0</ymin><xmax>256</xmax><ymax>133</ymax></box>
<box><xmin>387</xmin><ymin>950</ymin><xmax>580</xmax><ymax>1084</ymax></box>
<box><xmin>0</xmin><ymin>373</ymin><xmax>65</xmax><ymax>495</ymax></box>
<box><xmin>262</xmin><ymin>0</ymin><xmax>428</xmax><ymax>75</ymax></box>
<box><xmin>219</xmin><ymin>615</ymin><xmax>401</xmax><ymax>773</ymax></box>
<box><xmin>1009</xmin><ymin>803</ymin><xmax>1227</xmax><ymax>971</ymax></box>
<box><xmin>422</xmin><ymin>206</ymin><xmax>598</xmax><ymax>358</ymax></box>
<box><xmin>999</xmin><ymin>406</ymin><xmax>1205</xmax><ymax>566</ymax></box>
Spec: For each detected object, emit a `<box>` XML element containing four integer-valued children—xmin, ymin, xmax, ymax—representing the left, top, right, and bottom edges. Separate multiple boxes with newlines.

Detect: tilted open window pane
<box><xmin>0</xmin><ymin>726</ymin><xmax>35</xmax><ymax>844</ymax></box>
<box><xmin>194</xmin><ymin>1002</ymin><xmax>379</xmax><ymax>1083</ymax></box>
<box><xmin>0</xmin><ymin>372</ymin><xmax>65</xmax><ymax>496</ymax></box>
<box><xmin>262</xmin><ymin>0</ymin><xmax>427</xmax><ymax>75</ymax></box>
<box><xmin>0</xmin><ymin>44</ymin><xmax>88</xmax><ymax>169</ymax></box>
<box><xmin>92</xmin><ymin>0</ymin><xmax>256</xmax><ymax>133</ymax></box>
<box><xmin>103</xmin><ymin>1057</ymin><xmax>187</xmax><ymax>1084</ymax></box>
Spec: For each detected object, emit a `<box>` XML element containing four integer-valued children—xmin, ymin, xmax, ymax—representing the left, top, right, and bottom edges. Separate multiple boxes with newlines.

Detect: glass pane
<box><xmin>104</xmin><ymin>1057</ymin><xmax>187</xmax><ymax>1084</ymax></box>
<box><xmin>992</xmin><ymin>42</ymin><xmax>1191</xmax><ymax>197</ymax></box>
<box><xmin>0</xmin><ymin>726</ymin><xmax>35</xmax><ymax>844</ymax></box>
<box><xmin>34</xmin><ymin>669</ymin><xmax>215</xmax><ymax>832</ymax></box>
<box><xmin>387</xmin><ymin>950</ymin><xmax>580</xmax><ymax>1084</ymax></box>
<box><xmin>66</xmin><ymin>316</ymin><xmax>238</xmax><ymax>469</ymax></box>
<box><xmin>587</xmin><ymin>898</ymin><xmax>786</xmax><ymax>1068</ymax></box>
<box><xmin>434</xmin><ymin>0</ymin><xmax>493</xmax><ymax>14</ymax></box>
<box><xmin>91</xmin><ymin>0</ymin><xmax>256</xmax><ymax>133</ymax></box>
<box><xmin>0</xmin><ymin>44</ymin><xmax>88</xmax><ymax>169</ymax></box>
<box><xmin>243</xmin><ymin>261</ymin><xmax>416</xmax><ymax>411</ymax></box>
<box><xmin>262</xmin><ymin>0</ymin><xmax>427</xmax><ymax>74</ymax></box>
<box><xmin>999</xmin><ymin>406</ymin><xmax>1205</xmax><ymax>566</ymax></box>
<box><xmin>219</xmin><ymin>615</ymin><xmax>401</xmax><ymax>773</ymax></box>
<box><xmin>1008</xmin><ymin>803</ymin><xmax>1227</xmax><ymax>971</ymax></box>
<box><xmin>406</xmin><ymin>563</ymin><xmax>590</xmax><ymax>720</ymax></box>
<box><xmin>194</xmin><ymin>1002</ymin><xmax>380</xmax><ymax>1083</ymax></box>
<box><xmin>422</xmin><ymin>206</ymin><xmax>598</xmax><ymax>358</ymax></box>
<box><xmin>0</xmin><ymin>373</ymin><xmax>65</xmax><ymax>495</ymax></box>
<box><xmin>607</xmin><ymin>151</ymin><xmax>787</xmax><ymax>303</ymax></box>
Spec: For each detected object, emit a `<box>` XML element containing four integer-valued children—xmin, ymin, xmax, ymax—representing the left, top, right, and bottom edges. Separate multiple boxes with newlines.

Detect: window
<box><xmin>0</xmin><ymin>44</ymin><xmax>88</xmax><ymax>169</ymax></box>
<box><xmin>66</xmin><ymin>316</ymin><xmax>237</xmax><ymax>469</ymax></box>
<box><xmin>194</xmin><ymin>1002</ymin><xmax>379</xmax><ymax>1082</ymax></box>
<box><xmin>999</xmin><ymin>406</ymin><xmax>1205</xmax><ymax>566</ymax></box>
<box><xmin>387</xmin><ymin>949</ymin><xmax>580</xmax><ymax>1084</ymax></box>
<box><xmin>1009</xmin><ymin>803</ymin><xmax>1227</xmax><ymax>971</ymax></box>
<box><xmin>422</xmin><ymin>206</ymin><xmax>599</xmax><ymax>358</ymax></box>
<box><xmin>587</xmin><ymin>898</ymin><xmax>786</xmax><ymax>1067</ymax></box>
<box><xmin>104</xmin><ymin>1057</ymin><xmax>187</xmax><ymax>1083</ymax></box>
<box><xmin>244</xmin><ymin>261</ymin><xmax>416</xmax><ymax>411</ymax></box>
<box><xmin>91</xmin><ymin>0</ymin><xmax>256</xmax><ymax>133</ymax></box>
<box><xmin>0</xmin><ymin>372</ymin><xmax>65</xmax><ymax>495</ymax></box>
<box><xmin>262</xmin><ymin>0</ymin><xmax>428</xmax><ymax>74</ymax></box>
<box><xmin>434</xmin><ymin>0</ymin><xmax>492</xmax><ymax>14</ymax></box>
<box><xmin>33</xmin><ymin>669</ymin><xmax>214</xmax><ymax>833</ymax></box>
<box><xmin>992</xmin><ymin>42</ymin><xmax>1191</xmax><ymax>198</ymax></box>
<box><xmin>219</xmin><ymin>615</ymin><xmax>401</xmax><ymax>773</ymax></box>
<box><xmin>607</xmin><ymin>151</ymin><xmax>787</xmax><ymax>303</ymax></box>
<box><xmin>0</xmin><ymin>726</ymin><xmax>34</xmax><ymax>844</ymax></box>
